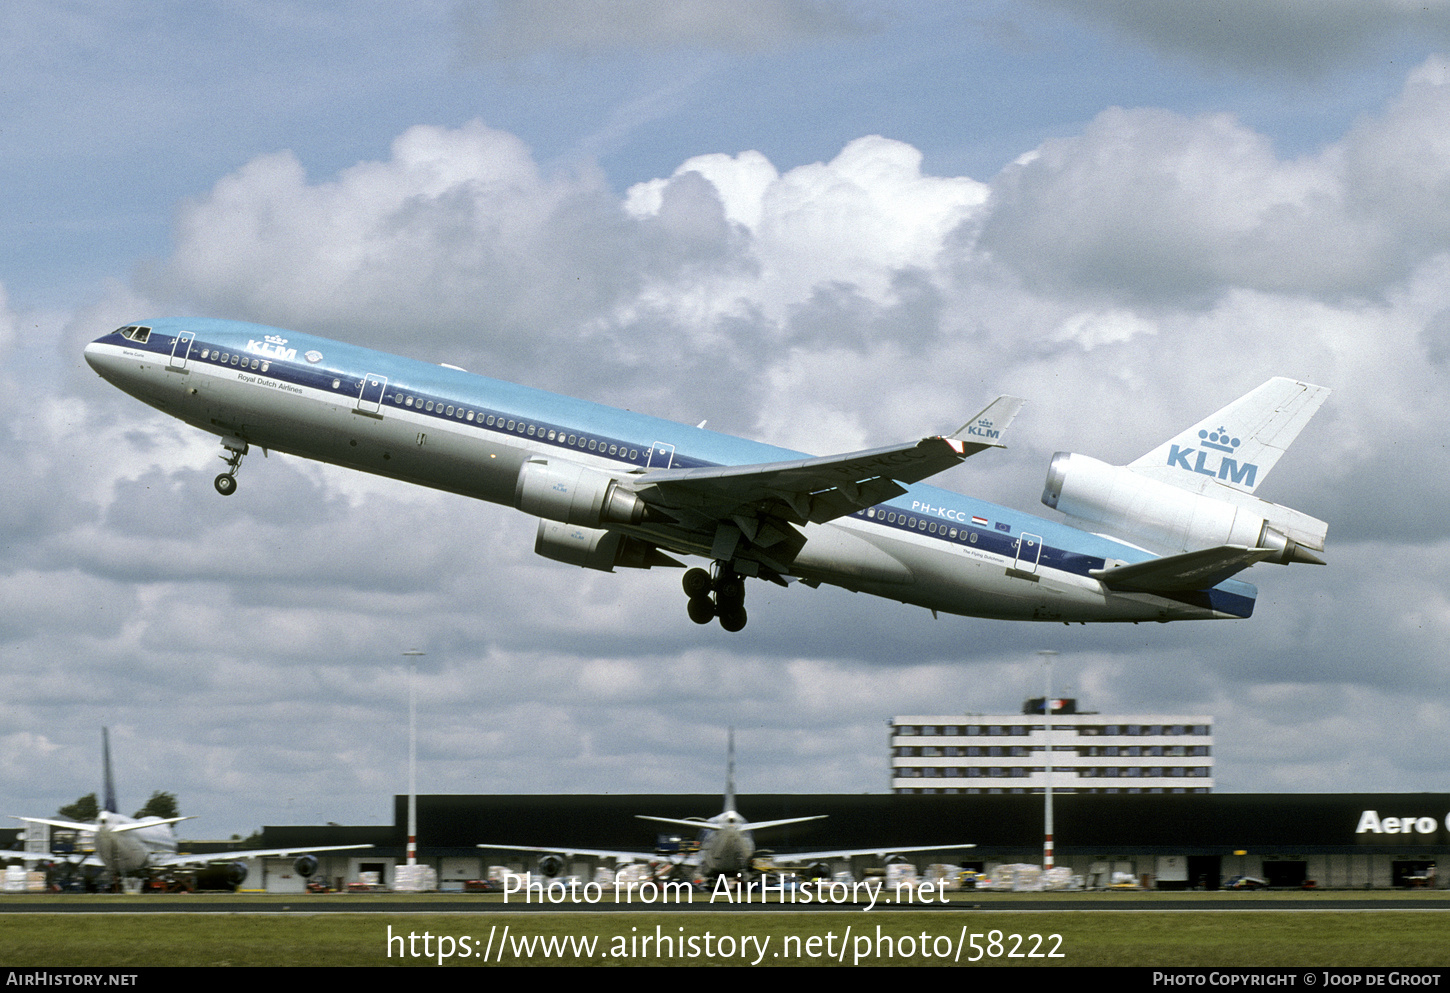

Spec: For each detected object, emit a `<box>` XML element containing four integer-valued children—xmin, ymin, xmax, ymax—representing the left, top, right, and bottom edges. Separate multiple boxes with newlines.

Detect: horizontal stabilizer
<box><xmin>1091</xmin><ymin>546</ymin><xmax>1277</xmax><ymax>592</ymax></box>
<box><xmin>636</xmin><ymin>814</ymin><xmax>827</xmax><ymax>833</ymax></box>
<box><xmin>110</xmin><ymin>815</ymin><xmax>194</xmax><ymax>835</ymax></box>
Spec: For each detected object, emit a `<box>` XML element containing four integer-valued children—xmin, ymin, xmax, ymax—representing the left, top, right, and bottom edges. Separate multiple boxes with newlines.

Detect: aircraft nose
<box><xmin>84</xmin><ymin>333</ymin><xmax>137</xmax><ymax>386</ymax></box>
<box><xmin>83</xmin><ymin>338</ymin><xmax>105</xmax><ymax>373</ymax></box>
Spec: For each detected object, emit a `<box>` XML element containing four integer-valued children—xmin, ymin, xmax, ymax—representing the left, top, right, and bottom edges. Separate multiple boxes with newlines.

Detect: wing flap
<box><xmin>636</xmin><ymin>397</ymin><xmax>1023</xmax><ymax>527</ymax></box>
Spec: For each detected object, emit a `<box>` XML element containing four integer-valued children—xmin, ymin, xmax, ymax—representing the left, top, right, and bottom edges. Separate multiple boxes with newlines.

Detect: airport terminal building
<box><xmin>239</xmin><ymin>790</ymin><xmax>1449</xmax><ymax>891</ymax></box>
<box><xmin>890</xmin><ymin>699</ymin><xmax>1214</xmax><ymax>794</ymax></box>
<box><xmin>7</xmin><ymin>790</ymin><xmax>1448</xmax><ymax>891</ymax></box>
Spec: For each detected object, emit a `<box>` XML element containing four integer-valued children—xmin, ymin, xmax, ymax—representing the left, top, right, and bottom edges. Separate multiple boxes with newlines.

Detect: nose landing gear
<box><xmin>214</xmin><ymin>439</ymin><xmax>248</xmax><ymax>496</ymax></box>
<box><xmin>682</xmin><ymin>563</ymin><xmax>749</xmax><ymax>632</ymax></box>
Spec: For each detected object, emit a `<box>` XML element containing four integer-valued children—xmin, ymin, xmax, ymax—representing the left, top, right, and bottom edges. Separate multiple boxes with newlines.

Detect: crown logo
<box><xmin>1198</xmin><ymin>426</ymin><xmax>1239</xmax><ymax>453</ymax></box>
<box><xmin>265</xmin><ymin>334</ymin><xmax>288</xmax><ymax>345</ymax></box>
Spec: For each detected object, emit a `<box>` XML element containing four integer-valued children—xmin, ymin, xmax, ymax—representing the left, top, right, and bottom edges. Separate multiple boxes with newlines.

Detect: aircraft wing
<box><xmin>477</xmin><ymin>843</ymin><xmax>688</xmax><ymax>864</ymax></box>
<box><xmin>1091</xmin><ymin>545</ymin><xmax>1277</xmax><ymax>592</ymax></box>
<box><xmin>634</xmin><ymin>397</ymin><xmax>1024</xmax><ymax>530</ymax></box>
<box><xmin>764</xmin><ymin>843</ymin><xmax>977</xmax><ymax>864</ymax></box>
<box><xmin>11</xmin><ymin>815</ymin><xmax>95</xmax><ymax>833</ymax></box>
<box><xmin>149</xmin><ymin>844</ymin><xmax>373</xmax><ymax>868</ymax></box>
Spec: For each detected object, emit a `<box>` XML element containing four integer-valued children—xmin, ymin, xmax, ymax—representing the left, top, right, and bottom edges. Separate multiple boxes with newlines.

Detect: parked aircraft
<box><xmin>477</xmin><ymin>729</ymin><xmax>973</xmax><ymax>879</ymax></box>
<box><xmin>6</xmin><ymin>729</ymin><xmax>369</xmax><ymax>889</ymax></box>
<box><xmin>84</xmin><ymin>318</ymin><xmax>1329</xmax><ymax>629</ymax></box>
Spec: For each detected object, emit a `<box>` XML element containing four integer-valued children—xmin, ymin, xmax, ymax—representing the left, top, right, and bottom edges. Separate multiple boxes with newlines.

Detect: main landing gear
<box><xmin>683</xmin><ymin>563</ymin><xmax>748</xmax><ymax>632</ymax></box>
<box><xmin>214</xmin><ymin>439</ymin><xmax>248</xmax><ymax>496</ymax></box>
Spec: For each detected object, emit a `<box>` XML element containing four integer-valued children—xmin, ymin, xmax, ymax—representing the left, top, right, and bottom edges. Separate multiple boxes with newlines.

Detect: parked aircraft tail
<box><xmin>102</xmin><ymin>727</ymin><xmax>117</xmax><ymax>816</ymax></box>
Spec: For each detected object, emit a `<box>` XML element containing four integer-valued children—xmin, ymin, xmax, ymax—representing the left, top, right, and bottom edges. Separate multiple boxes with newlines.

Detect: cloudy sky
<box><xmin>4</xmin><ymin>0</ymin><xmax>1450</xmax><ymax>840</ymax></box>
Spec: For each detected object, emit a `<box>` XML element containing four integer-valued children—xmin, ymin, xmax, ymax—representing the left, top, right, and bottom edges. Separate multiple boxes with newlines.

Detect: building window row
<box><xmin>895</xmin><ymin>723</ymin><xmax>1211</xmax><ymax>737</ymax></box>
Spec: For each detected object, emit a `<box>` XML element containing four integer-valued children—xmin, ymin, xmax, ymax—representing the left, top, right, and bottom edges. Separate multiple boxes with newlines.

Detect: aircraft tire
<box><xmin>682</xmin><ymin>568</ymin><xmax>712</xmax><ymax>598</ymax></box>
<box><xmin>214</xmin><ymin>473</ymin><xmax>237</xmax><ymax>496</ymax></box>
<box><xmin>716</xmin><ymin>579</ymin><xmax>744</xmax><ymax>604</ymax></box>
<box><xmin>687</xmin><ymin>596</ymin><xmax>715</xmax><ymax>624</ymax></box>
<box><xmin>718</xmin><ymin>605</ymin><xmax>747</xmax><ymax>632</ymax></box>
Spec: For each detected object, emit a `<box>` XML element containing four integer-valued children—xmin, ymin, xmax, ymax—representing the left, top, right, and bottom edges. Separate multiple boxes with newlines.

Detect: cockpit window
<box><xmin>115</xmin><ymin>325</ymin><xmax>151</xmax><ymax>342</ymax></box>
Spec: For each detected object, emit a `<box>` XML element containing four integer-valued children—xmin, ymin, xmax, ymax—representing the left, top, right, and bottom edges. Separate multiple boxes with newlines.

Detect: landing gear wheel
<box><xmin>718</xmin><ymin>605</ymin><xmax>748</xmax><ymax>632</ymax></box>
<box><xmin>682</xmin><ymin>568</ymin><xmax>712</xmax><ymax>599</ymax></box>
<box><xmin>687</xmin><ymin>596</ymin><xmax>716</xmax><ymax>624</ymax></box>
<box><xmin>215</xmin><ymin>439</ymin><xmax>248</xmax><ymax>495</ymax></box>
<box><xmin>681</xmin><ymin>561</ymin><xmax>751</xmax><ymax>631</ymax></box>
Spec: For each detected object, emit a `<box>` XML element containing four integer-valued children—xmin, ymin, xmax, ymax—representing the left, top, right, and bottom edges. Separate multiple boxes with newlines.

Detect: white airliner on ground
<box><xmin>6</xmin><ymin>729</ymin><xmax>369</xmax><ymax>890</ymax></box>
<box><xmin>478</xmin><ymin>729</ymin><xmax>973</xmax><ymax>880</ymax></box>
<box><xmin>84</xmin><ymin>318</ymin><xmax>1329</xmax><ymax>629</ymax></box>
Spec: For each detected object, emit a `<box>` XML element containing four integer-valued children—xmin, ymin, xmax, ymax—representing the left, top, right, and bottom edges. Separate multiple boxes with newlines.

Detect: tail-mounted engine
<box><xmin>1042</xmin><ymin>452</ymin><xmax>1326</xmax><ymax>564</ymax></box>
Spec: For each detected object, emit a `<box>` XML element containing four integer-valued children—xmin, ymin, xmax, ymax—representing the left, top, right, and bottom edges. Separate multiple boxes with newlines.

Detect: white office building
<box><xmin>890</xmin><ymin>699</ymin><xmax>1213</xmax><ymax>794</ymax></box>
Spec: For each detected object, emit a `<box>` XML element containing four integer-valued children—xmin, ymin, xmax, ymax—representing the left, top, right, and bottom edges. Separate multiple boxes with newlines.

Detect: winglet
<box><xmin>951</xmin><ymin>396</ymin><xmax>1025</xmax><ymax>449</ymax></box>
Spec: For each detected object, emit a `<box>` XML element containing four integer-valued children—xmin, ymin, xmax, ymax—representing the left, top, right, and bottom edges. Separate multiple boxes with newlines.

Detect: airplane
<box><xmin>477</xmin><ymin>729</ymin><xmax>973</xmax><ymax>880</ymax></box>
<box><xmin>83</xmin><ymin>317</ymin><xmax>1329</xmax><ymax>629</ymax></box>
<box><xmin>5</xmin><ymin>729</ymin><xmax>370</xmax><ymax>891</ymax></box>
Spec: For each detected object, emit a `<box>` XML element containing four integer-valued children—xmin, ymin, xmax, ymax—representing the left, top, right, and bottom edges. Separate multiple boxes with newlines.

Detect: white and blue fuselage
<box><xmin>84</xmin><ymin>318</ymin><xmax>1255</xmax><ymax>624</ymax></box>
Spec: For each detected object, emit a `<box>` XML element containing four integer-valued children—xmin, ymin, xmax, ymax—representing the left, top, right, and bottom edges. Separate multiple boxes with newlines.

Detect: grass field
<box><xmin>3</xmin><ymin>892</ymin><xmax>1450</xmax><ymax>967</ymax></box>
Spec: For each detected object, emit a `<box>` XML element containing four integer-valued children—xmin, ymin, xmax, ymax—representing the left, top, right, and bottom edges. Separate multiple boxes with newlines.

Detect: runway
<box><xmin>3</xmin><ymin>893</ymin><xmax>1448</xmax><ymax>913</ymax></box>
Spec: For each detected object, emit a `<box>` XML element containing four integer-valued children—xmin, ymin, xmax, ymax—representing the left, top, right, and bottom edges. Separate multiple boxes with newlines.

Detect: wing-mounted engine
<box><xmin>514</xmin><ymin>457</ymin><xmax>652</xmax><ymax>528</ymax></box>
<box><xmin>1042</xmin><ymin>452</ymin><xmax>1326</xmax><ymax>565</ymax></box>
<box><xmin>534</xmin><ymin>520</ymin><xmax>683</xmax><ymax>572</ymax></box>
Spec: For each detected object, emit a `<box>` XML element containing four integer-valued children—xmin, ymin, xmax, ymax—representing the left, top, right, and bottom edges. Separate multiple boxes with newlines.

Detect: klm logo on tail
<box><xmin>1166</xmin><ymin>427</ymin><xmax>1258</xmax><ymax>487</ymax></box>
<box><xmin>966</xmin><ymin>417</ymin><xmax>1001</xmax><ymax>441</ymax></box>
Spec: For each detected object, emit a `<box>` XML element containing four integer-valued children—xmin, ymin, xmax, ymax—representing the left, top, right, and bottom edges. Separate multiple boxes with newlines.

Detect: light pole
<box><xmin>402</xmin><ymin>650</ymin><xmax>425</xmax><ymax>868</ymax></box>
<box><xmin>1038</xmin><ymin>649</ymin><xmax>1059</xmax><ymax>870</ymax></box>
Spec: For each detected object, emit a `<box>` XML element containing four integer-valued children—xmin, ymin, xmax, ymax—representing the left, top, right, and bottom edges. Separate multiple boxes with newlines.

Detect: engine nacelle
<box><xmin>1042</xmin><ymin>452</ymin><xmax>1326</xmax><ymax>563</ymax></box>
<box><xmin>223</xmin><ymin>861</ymin><xmax>249</xmax><ymax>886</ymax></box>
<box><xmin>294</xmin><ymin>855</ymin><xmax>319</xmax><ymax>878</ymax></box>
<box><xmin>535</xmin><ymin>520</ymin><xmax>678</xmax><ymax>572</ymax></box>
<box><xmin>515</xmin><ymin>458</ymin><xmax>647</xmax><ymax>528</ymax></box>
<box><xmin>537</xmin><ymin>854</ymin><xmax>566</xmax><ymax>878</ymax></box>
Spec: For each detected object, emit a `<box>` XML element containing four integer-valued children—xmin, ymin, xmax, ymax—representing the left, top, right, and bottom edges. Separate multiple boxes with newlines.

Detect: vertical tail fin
<box><xmin>102</xmin><ymin>728</ymin><xmax>118</xmax><ymax>815</ymax></box>
<box><xmin>724</xmin><ymin>727</ymin><xmax>735</xmax><ymax>815</ymax></box>
<box><xmin>1129</xmin><ymin>378</ymin><xmax>1330</xmax><ymax>495</ymax></box>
